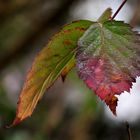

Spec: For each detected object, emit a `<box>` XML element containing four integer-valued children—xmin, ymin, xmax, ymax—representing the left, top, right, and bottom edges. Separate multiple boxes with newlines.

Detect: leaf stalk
<box><xmin>111</xmin><ymin>0</ymin><xmax>127</xmax><ymax>20</ymax></box>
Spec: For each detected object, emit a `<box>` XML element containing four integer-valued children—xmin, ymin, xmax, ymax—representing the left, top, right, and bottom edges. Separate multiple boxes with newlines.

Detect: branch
<box><xmin>0</xmin><ymin>0</ymin><xmax>44</xmax><ymax>24</ymax></box>
<box><xmin>0</xmin><ymin>0</ymin><xmax>79</xmax><ymax>72</ymax></box>
<box><xmin>125</xmin><ymin>122</ymin><xmax>133</xmax><ymax>140</ymax></box>
<box><xmin>129</xmin><ymin>0</ymin><xmax>140</xmax><ymax>27</ymax></box>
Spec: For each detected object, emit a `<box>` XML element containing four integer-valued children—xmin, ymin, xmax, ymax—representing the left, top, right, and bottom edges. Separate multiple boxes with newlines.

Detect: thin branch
<box><xmin>111</xmin><ymin>0</ymin><xmax>127</xmax><ymax>20</ymax></box>
<box><xmin>125</xmin><ymin>121</ymin><xmax>133</xmax><ymax>140</ymax></box>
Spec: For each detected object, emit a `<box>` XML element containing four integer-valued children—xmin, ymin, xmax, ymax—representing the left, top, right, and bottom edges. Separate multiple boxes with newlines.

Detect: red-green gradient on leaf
<box><xmin>11</xmin><ymin>20</ymin><xmax>93</xmax><ymax>126</ymax></box>
<box><xmin>76</xmin><ymin>18</ymin><xmax>140</xmax><ymax>115</ymax></box>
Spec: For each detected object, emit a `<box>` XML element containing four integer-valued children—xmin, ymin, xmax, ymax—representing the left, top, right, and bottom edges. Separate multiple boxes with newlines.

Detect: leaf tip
<box><xmin>6</xmin><ymin>117</ymin><xmax>22</xmax><ymax>128</ymax></box>
<box><xmin>98</xmin><ymin>8</ymin><xmax>112</xmax><ymax>23</ymax></box>
<box><xmin>105</xmin><ymin>95</ymin><xmax>118</xmax><ymax>116</ymax></box>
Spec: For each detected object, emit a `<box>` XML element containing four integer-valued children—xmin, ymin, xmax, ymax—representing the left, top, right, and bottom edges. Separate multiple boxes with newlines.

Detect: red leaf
<box><xmin>76</xmin><ymin>20</ymin><xmax>140</xmax><ymax>115</ymax></box>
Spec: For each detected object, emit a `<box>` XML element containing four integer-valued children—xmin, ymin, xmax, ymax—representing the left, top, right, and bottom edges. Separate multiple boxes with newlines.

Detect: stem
<box><xmin>111</xmin><ymin>0</ymin><xmax>127</xmax><ymax>20</ymax></box>
<box><xmin>125</xmin><ymin>121</ymin><xmax>133</xmax><ymax>140</ymax></box>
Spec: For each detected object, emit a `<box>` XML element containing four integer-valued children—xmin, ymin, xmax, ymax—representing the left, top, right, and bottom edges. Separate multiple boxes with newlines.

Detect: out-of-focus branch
<box><xmin>130</xmin><ymin>1</ymin><xmax>140</xmax><ymax>27</ymax></box>
<box><xmin>0</xmin><ymin>0</ymin><xmax>79</xmax><ymax>72</ymax></box>
<box><xmin>0</xmin><ymin>0</ymin><xmax>44</xmax><ymax>23</ymax></box>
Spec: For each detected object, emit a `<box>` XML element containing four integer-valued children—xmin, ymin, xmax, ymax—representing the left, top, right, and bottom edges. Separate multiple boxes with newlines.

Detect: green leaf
<box><xmin>97</xmin><ymin>8</ymin><xmax>112</xmax><ymax>23</ymax></box>
<box><xmin>11</xmin><ymin>20</ymin><xmax>93</xmax><ymax>126</ymax></box>
<box><xmin>76</xmin><ymin>19</ymin><xmax>140</xmax><ymax>115</ymax></box>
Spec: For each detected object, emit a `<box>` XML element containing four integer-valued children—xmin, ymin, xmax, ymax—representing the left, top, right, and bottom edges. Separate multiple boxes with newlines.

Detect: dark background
<box><xmin>0</xmin><ymin>0</ymin><xmax>140</xmax><ymax>140</ymax></box>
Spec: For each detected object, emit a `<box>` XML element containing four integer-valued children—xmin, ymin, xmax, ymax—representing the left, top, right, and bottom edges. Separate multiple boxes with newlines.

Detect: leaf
<box><xmin>76</xmin><ymin>10</ymin><xmax>140</xmax><ymax>115</ymax></box>
<box><xmin>11</xmin><ymin>20</ymin><xmax>93</xmax><ymax>126</ymax></box>
<box><xmin>98</xmin><ymin>8</ymin><xmax>112</xmax><ymax>23</ymax></box>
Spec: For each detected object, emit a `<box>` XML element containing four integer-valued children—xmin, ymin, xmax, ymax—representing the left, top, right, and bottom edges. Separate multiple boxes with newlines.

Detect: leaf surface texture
<box><xmin>76</xmin><ymin>20</ymin><xmax>140</xmax><ymax>114</ymax></box>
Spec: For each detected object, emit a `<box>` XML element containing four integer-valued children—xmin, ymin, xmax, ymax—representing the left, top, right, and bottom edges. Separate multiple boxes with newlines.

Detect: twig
<box><xmin>111</xmin><ymin>0</ymin><xmax>127</xmax><ymax>20</ymax></box>
<box><xmin>125</xmin><ymin>121</ymin><xmax>133</xmax><ymax>140</ymax></box>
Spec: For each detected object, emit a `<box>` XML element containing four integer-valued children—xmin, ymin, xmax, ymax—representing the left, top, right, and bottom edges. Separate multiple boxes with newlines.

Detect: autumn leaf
<box><xmin>76</xmin><ymin>9</ymin><xmax>140</xmax><ymax>115</ymax></box>
<box><xmin>11</xmin><ymin>20</ymin><xmax>93</xmax><ymax>126</ymax></box>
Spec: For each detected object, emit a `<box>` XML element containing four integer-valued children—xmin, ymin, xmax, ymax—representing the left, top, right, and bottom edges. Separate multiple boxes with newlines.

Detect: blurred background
<box><xmin>0</xmin><ymin>0</ymin><xmax>140</xmax><ymax>140</ymax></box>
